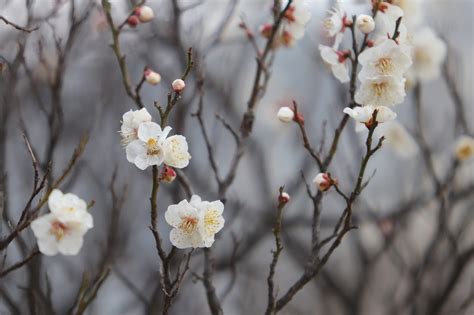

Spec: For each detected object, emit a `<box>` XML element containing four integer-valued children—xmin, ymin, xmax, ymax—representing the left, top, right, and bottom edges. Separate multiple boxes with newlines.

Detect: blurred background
<box><xmin>0</xmin><ymin>0</ymin><xmax>473</xmax><ymax>314</ymax></box>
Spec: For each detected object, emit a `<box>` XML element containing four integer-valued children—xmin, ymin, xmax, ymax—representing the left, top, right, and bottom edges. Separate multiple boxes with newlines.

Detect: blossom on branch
<box><xmin>344</xmin><ymin>105</ymin><xmax>396</xmax><ymax>129</ymax></box>
<box><xmin>358</xmin><ymin>39</ymin><xmax>412</xmax><ymax>80</ymax></box>
<box><xmin>355</xmin><ymin>75</ymin><xmax>406</xmax><ymax>107</ymax></box>
<box><xmin>120</xmin><ymin>108</ymin><xmax>152</xmax><ymax>146</ymax></box>
<box><xmin>31</xmin><ymin>189</ymin><xmax>93</xmax><ymax>256</ymax></box>
<box><xmin>165</xmin><ymin>195</ymin><xmax>225</xmax><ymax>249</ymax></box>
<box><xmin>277</xmin><ymin>106</ymin><xmax>295</xmax><ymax>123</ymax></box>
<box><xmin>319</xmin><ymin>45</ymin><xmax>350</xmax><ymax>83</ymax></box>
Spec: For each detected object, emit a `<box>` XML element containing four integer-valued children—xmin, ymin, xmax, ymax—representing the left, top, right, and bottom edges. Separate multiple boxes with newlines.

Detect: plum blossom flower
<box><xmin>358</xmin><ymin>39</ymin><xmax>412</xmax><ymax>80</ymax></box>
<box><xmin>162</xmin><ymin>135</ymin><xmax>192</xmax><ymax>168</ymax></box>
<box><xmin>323</xmin><ymin>0</ymin><xmax>350</xmax><ymax>48</ymax></box>
<box><xmin>126</xmin><ymin>122</ymin><xmax>171</xmax><ymax>170</ymax></box>
<box><xmin>409</xmin><ymin>27</ymin><xmax>447</xmax><ymax>83</ymax></box>
<box><xmin>355</xmin><ymin>75</ymin><xmax>406</xmax><ymax>107</ymax></box>
<box><xmin>455</xmin><ymin>136</ymin><xmax>474</xmax><ymax>161</ymax></box>
<box><xmin>31</xmin><ymin>189</ymin><xmax>93</xmax><ymax>256</ymax></box>
<box><xmin>319</xmin><ymin>45</ymin><xmax>350</xmax><ymax>83</ymax></box>
<box><xmin>375</xmin><ymin>121</ymin><xmax>418</xmax><ymax>158</ymax></box>
<box><xmin>120</xmin><ymin>108</ymin><xmax>152</xmax><ymax>146</ymax></box>
<box><xmin>344</xmin><ymin>105</ymin><xmax>396</xmax><ymax>129</ymax></box>
<box><xmin>373</xmin><ymin>3</ymin><xmax>408</xmax><ymax>45</ymax></box>
<box><xmin>277</xmin><ymin>107</ymin><xmax>295</xmax><ymax>123</ymax></box>
<box><xmin>165</xmin><ymin>195</ymin><xmax>225</xmax><ymax>249</ymax></box>
<box><xmin>280</xmin><ymin>0</ymin><xmax>312</xmax><ymax>46</ymax></box>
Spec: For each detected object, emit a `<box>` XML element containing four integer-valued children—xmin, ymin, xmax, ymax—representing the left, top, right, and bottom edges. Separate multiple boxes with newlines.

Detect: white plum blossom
<box><xmin>374</xmin><ymin>2</ymin><xmax>408</xmax><ymax>45</ymax></box>
<box><xmin>375</xmin><ymin>121</ymin><xmax>418</xmax><ymax>158</ymax></box>
<box><xmin>162</xmin><ymin>135</ymin><xmax>192</xmax><ymax>168</ymax></box>
<box><xmin>280</xmin><ymin>0</ymin><xmax>312</xmax><ymax>46</ymax></box>
<box><xmin>410</xmin><ymin>27</ymin><xmax>447</xmax><ymax>83</ymax></box>
<box><xmin>355</xmin><ymin>75</ymin><xmax>406</xmax><ymax>107</ymax></box>
<box><xmin>358</xmin><ymin>39</ymin><xmax>412</xmax><ymax>80</ymax></box>
<box><xmin>319</xmin><ymin>45</ymin><xmax>350</xmax><ymax>83</ymax></box>
<box><xmin>277</xmin><ymin>107</ymin><xmax>295</xmax><ymax>123</ymax></box>
<box><xmin>134</xmin><ymin>6</ymin><xmax>154</xmax><ymax>23</ymax></box>
<box><xmin>356</xmin><ymin>15</ymin><xmax>375</xmax><ymax>34</ymax></box>
<box><xmin>126</xmin><ymin>122</ymin><xmax>171</xmax><ymax>170</ymax></box>
<box><xmin>120</xmin><ymin>108</ymin><xmax>152</xmax><ymax>146</ymax></box>
<box><xmin>455</xmin><ymin>136</ymin><xmax>474</xmax><ymax>161</ymax></box>
<box><xmin>323</xmin><ymin>0</ymin><xmax>348</xmax><ymax>46</ymax></box>
<box><xmin>390</xmin><ymin>0</ymin><xmax>422</xmax><ymax>27</ymax></box>
<box><xmin>344</xmin><ymin>105</ymin><xmax>396</xmax><ymax>129</ymax></box>
<box><xmin>165</xmin><ymin>195</ymin><xmax>225</xmax><ymax>249</ymax></box>
<box><xmin>31</xmin><ymin>189</ymin><xmax>93</xmax><ymax>256</ymax></box>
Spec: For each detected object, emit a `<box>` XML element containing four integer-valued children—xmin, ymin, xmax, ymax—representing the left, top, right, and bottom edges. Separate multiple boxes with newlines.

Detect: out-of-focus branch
<box><xmin>265</xmin><ymin>187</ymin><xmax>287</xmax><ymax>315</ymax></box>
<box><xmin>0</xmin><ymin>16</ymin><xmax>39</xmax><ymax>33</ymax></box>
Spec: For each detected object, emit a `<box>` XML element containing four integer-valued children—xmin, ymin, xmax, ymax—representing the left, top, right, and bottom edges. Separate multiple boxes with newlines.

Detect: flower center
<box><xmin>179</xmin><ymin>216</ymin><xmax>198</xmax><ymax>234</ymax></box>
<box><xmin>50</xmin><ymin>220</ymin><xmax>68</xmax><ymax>241</ymax></box>
<box><xmin>204</xmin><ymin>210</ymin><xmax>220</xmax><ymax>235</ymax></box>
<box><xmin>459</xmin><ymin>145</ymin><xmax>473</xmax><ymax>158</ymax></box>
<box><xmin>372</xmin><ymin>82</ymin><xmax>388</xmax><ymax>97</ymax></box>
<box><xmin>146</xmin><ymin>138</ymin><xmax>162</xmax><ymax>156</ymax></box>
<box><xmin>375</xmin><ymin>57</ymin><xmax>393</xmax><ymax>74</ymax></box>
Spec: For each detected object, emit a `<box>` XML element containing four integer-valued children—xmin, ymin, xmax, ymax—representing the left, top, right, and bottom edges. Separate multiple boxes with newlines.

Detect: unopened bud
<box><xmin>279</xmin><ymin>192</ymin><xmax>290</xmax><ymax>204</ymax></box>
<box><xmin>144</xmin><ymin>68</ymin><xmax>161</xmax><ymax>85</ymax></box>
<box><xmin>366</xmin><ymin>40</ymin><xmax>375</xmax><ymax>48</ymax></box>
<box><xmin>259</xmin><ymin>23</ymin><xmax>273</xmax><ymax>38</ymax></box>
<box><xmin>313</xmin><ymin>173</ymin><xmax>336</xmax><ymax>191</ymax></box>
<box><xmin>127</xmin><ymin>15</ymin><xmax>140</xmax><ymax>27</ymax></box>
<box><xmin>277</xmin><ymin>107</ymin><xmax>294</xmax><ymax>123</ymax></box>
<box><xmin>134</xmin><ymin>6</ymin><xmax>154</xmax><ymax>23</ymax></box>
<box><xmin>160</xmin><ymin>165</ymin><xmax>177</xmax><ymax>183</ymax></box>
<box><xmin>172</xmin><ymin>79</ymin><xmax>185</xmax><ymax>92</ymax></box>
<box><xmin>356</xmin><ymin>15</ymin><xmax>375</xmax><ymax>34</ymax></box>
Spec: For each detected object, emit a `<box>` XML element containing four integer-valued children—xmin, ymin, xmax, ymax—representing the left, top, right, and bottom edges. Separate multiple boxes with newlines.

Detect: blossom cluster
<box><xmin>31</xmin><ymin>189</ymin><xmax>93</xmax><ymax>256</ymax></box>
<box><xmin>260</xmin><ymin>0</ymin><xmax>312</xmax><ymax>48</ymax></box>
<box><xmin>120</xmin><ymin>108</ymin><xmax>191</xmax><ymax>170</ymax></box>
<box><xmin>165</xmin><ymin>195</ymin><xmax>225</xmax><ymax>249</ymax></box>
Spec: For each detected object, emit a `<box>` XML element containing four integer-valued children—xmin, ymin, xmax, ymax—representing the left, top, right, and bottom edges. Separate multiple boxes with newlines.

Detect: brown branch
<box><xmin>0</xmin><ymin>248</ymin><xmax>40</xmax><ymax>278</ymax></box>
<box><xmin>0</xmin><ymin>16</ymin><xmax>38</xmax><ymax>33</ymax></box>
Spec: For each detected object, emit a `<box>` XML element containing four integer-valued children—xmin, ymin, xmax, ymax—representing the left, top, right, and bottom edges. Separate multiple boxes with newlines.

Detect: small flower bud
<box><xmin>259</xmin><ymin>23</ymin><xmax>273</xmax><ymax>38</ymax></box>
<box><xmin>455</xmin><ymin>135</ymin><xmax>474</xmax><ymax>161</ymax></box>
<box><xmin>277</xmin><ymin>107</ymin><xmax>295</xmax><ymax>123</ymax></box>
<box><xmin>356</xmin><ymin>15</ymin><xmax>375</xmax><ymax>34</ymax></box>
<box><xmin>172</xmin><ymin>79</ymin><xmax>185</xmax><ymax>92</ymax></box>
<box><xmin>127</xmin><ymin>15</ymin><xmax>140</xmax><ymax>27</ymax></box>
<box><xmin>160</xmin><ymin>165</ymin><xmax>177</xmax><ymax>183</ymax></box>
<box><xmin>366</xmin><ymin>40</ymin><xmax>375</xmax><ymax>48</ymax></box>
<box><xmin>278</xmin><ymin>192</ymin><xmax>290</xmax><ymax>204</ymax></box>
<box><xmin>144</xmin><ymin>68</ymin><xmax>161</xmax><ymax>85</ymax></box>
<box><xmin>134</xmin><ymin>6</ymin><xmax>154</xmax><ymax>23</ymax></box>
<box><xmin>313</xmin><ymin>173</ymin><xmax>335</xmax><ymax>191</ymax></box>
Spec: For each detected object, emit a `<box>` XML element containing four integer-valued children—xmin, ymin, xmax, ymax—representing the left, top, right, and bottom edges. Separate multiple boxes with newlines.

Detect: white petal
<box><xmin>31</xmin><ymin>213</ymin><xmax>56</xmax><ymax>239</ymax></box>
<box><xmin>47</xmin><ymin>189</ymin><xmax>64</xmax><ymax>214</ymax></box>
<box><xmin>332</xmin><ymin>63</ymin><xmax>350</xmax><ymax>83</ymax></box>
<box><xmin>163</xmin><ymin>135</ymin><xmax>191</xmax><ymax>169</ymax></box>
<box><xmin>37</xmin><ymin>236</ymin><xmax>60</xmax><ymax>256</ymax></box>
<box><xmin>126</xmin><ymin>140</ymin><xmax>147</xmax><ymax>163</ymax></box>
<box><xmin>165</xmin><ymin>200</ymin><xmax>197</xmax><ymax>228</ymax></box>
<box><xmin>58</xmin><ymin>231</ymin><xmax>84</xmax><ymax>256</ymax></box>
<box><xmin>137</xmin><ymin>122</ymin><xmax>162</xmax><ymax>142</ymax></box>
<box><xmin>319</xmin><ymin>45</ymin><xmax>338</xmax><ymax>65</ymax></box>
<box><xmin>169</xmin><ymin>229</ymin><xmax>204</xmax><ymax>249</ymax></box>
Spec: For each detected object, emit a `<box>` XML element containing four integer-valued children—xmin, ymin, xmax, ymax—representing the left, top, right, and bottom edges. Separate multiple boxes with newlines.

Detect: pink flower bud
<box><xmin>172</xmin><ymin>79</ymin><xmax>185</xmax><ymax>92</ymax></box>
<box><xmin>127</xmin><ymin>15</ymin><xmax>140</xmax><ymax>27</ymax></box>
<box><xmin>278</xmin><ymin>192</ymin><xmax>290</xmax><ymax>204</ymax></box>
<box><xmin>259</xmin><ymin>23</ymin><xmax>273</xmax><ymax>38</ymax></box>
<box><xmin>134</xmin><ymin>6</ymin><xmax>154</xmax><ymax>23</ymax></box>
<box><xmin>144</xmin><ymin>68</ymin><xmax>161</xmax><ymax>85</ymax></box>
<box><xmin>160</xmin><ymin>165</ymin><xmax>177</xmax><ymax>183</ymax></box>
<box><xmin>313</xmin><ymin>173</ymin><xmax>335</xmax><ymax>191</ymax></box>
